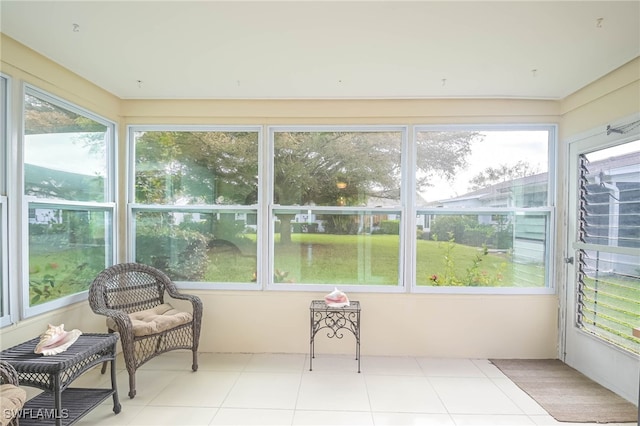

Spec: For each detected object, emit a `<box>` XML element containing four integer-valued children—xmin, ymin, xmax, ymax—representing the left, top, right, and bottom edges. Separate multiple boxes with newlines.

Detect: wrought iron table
<box><xmin>0</xmin><ymin>333</ymin><xmax>121</xmax><ymax>425</ymax></box>
<box><xmin>309</xmin><ymin>300</ymin><xmax>361</xmax><ymax>373</ymax></box>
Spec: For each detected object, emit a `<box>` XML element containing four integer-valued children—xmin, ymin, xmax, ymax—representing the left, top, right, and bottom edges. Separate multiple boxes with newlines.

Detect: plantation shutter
<box><xmin>575</xmin><ymin>151</ymin><xmax>640</xmax><ymax>354</ymax></box>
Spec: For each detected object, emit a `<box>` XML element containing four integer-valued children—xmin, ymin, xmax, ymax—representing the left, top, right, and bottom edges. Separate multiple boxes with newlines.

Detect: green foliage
<box><xmin>322</xmin><ymin>215</ymin><xmax>359</xmax><ymax>234</ymax></box>
<box><xmin>430</xmin><ymin>215</ymin><xmax>513</xmax><ymax>249</ymax></box>
<box><xmin>378</xmin><ymin>220</ymin><xmax>400</xmax><ymax>235</ymax></box>
<box><xmin>427</xmin><ymin>234</ymin><xmax>506</xmax><ymax>286</ymax></box>
<box><xmin>134</xmin><ymin>131</ymin><xmax>258</xmax><ymax>205</ymax></box>
<box><xmin>29</xmin><ymin>248</ymin><xmax>106</xmax><ymax>306</ymax></box>
<box><xmin>430</xmin><ymin>216</ymin><xmax>476</xmax><ymax>244</ymax></box>
<box><xmin>136</xmin><ymin>223</ymin><xmax>208</xmax><ymax>281</ymax></box>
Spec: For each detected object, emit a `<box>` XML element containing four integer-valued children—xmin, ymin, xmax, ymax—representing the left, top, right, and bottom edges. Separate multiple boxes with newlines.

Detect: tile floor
<box><xmin>24</xmin><ymin>351</ymin><xmax>638</xmax><ymax>426</ymax></box>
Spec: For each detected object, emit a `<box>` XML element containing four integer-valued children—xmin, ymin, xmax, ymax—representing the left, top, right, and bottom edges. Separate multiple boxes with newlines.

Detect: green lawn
<box><xmin>270</xmin><ymin>233</ymin><xmax>543</xmax><ymax>287</ymax></box>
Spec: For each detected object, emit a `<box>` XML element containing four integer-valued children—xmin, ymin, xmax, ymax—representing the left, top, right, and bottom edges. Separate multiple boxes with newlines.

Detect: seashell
<box><xmin>324</xmin><ymin>287</ymin><xmax>350</xmax><ymax>308</ymax></box>
<box><xmin>34</xmin><ymin>324</ymin><xmax>82</xmax><ymax>356</ymax></box>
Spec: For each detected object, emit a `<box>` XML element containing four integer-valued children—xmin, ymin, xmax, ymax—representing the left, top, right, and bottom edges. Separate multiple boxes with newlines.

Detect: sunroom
<box><xmin>0</xmin><ymin>2</ymin><xmax>638</xmax><ymax>425</ymax></box>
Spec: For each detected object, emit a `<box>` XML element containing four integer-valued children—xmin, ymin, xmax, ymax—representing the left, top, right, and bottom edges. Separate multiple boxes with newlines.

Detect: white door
<box><xmin>564</xmin><ymin>121</ymin><xmax>640</xmax><ymax>404</ymax></box>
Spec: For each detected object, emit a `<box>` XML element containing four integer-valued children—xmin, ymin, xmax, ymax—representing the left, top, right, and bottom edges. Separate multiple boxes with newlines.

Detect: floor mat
<box><xmin>490</xmin><ymin>359</ymin><xmax>637</xmax><ymax>423</ymax></box>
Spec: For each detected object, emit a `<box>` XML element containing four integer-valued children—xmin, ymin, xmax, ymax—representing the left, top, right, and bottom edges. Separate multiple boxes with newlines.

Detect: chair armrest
<box><xmin>166</xmin><ymin>290</ymin><xmax>203</xmax><ymax>317</ymax></box>
<box><xmin>90</xmin><ymin>307</ymin><xmax>134</xmax><ymax>338</ymax></box>
<box><xmin>167</xmin><ymin>288</ymin><xmax>202</xmax><ymax>308</ymax></box>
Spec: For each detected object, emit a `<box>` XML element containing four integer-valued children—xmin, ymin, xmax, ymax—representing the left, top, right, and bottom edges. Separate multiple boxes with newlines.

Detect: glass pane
<box><xmin>417</xmin><ymin>212</ymin><xmax>547</xmax><ymax>287</ymax></box>
<box><xmin>133</xmin><ymin>131</ymin><xmax>259</xmax><ymax>205</ymax></box>
<box><xmin>29</xmin><ymin>207</ymin><xmax>113</xmax><ymax>306</ymax></box>
<box><xmin>577</xmin><ymin>249</ymin><xmax>640</xmax><ymax>354</ymax></box>
<box><xmin>273</xmin><ymin>208</ymin><xmax>401</xmax><ymax>285</ymax></box>
<box><xmin>0</xmin><ymin>76</ymin><xmax>6</xmax><ymax>194</ymax></box>
<box><xmin>582</xmin><ymin>140</ymin><xmax>640</xmax><ymax>248</ymax></box>
<box><xmin>24</xmin><ymin>94</ymin><xmax>109</xmax><ymax>202</ymax></box>
<box><xmin>133</xmin><ymin>210</ymin><xmax>257</xmax><ymax>282</ymax></box>
<box><xmin>273</xmin><ymin>131</ymin><xmax>402</xmax><ymax>207</ymax></box>
<box><xmin>417</xmin><ymin>130</ymin><xmax>549</xmax><ymax>207</ymax></box>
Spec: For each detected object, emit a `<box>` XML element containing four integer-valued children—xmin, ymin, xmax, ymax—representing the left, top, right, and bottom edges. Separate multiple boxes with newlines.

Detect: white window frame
<box><xmin>21</xmin><ymin>85</ymin><xmax>117</xmax><ymax>318</ymax></box>
<box><xmin>0</xmin><ymin>73</ymin><xmax>13</xmax><ymax>327</ymax></box>
<box><xmin>127</xmin><ymin>125</ymin><xmax>263</xmax><ymax>290</ymax></box>
<box><xmin>267</xmin><ymin>125</ymin><xmax>408</xmax><ymax>293</ymax></box>
<box><xmin>411</xmin><ymin>124</ymin><xmax>557</xmax><ymax>295</ymax></box>
<box><xmin>126</xmin><ymin>123</ymin><xmax>557</xmax><ymax>295</ymax></box>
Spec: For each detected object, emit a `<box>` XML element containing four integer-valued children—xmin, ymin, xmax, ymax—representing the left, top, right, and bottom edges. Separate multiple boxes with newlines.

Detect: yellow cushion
<box><xmin>0</xmin><ymin>384</ymin><xmax>27</xmax><ymax>426</ymax></box>
<box><xmin>106</xmin><ymin>303</ymin><xmax>193</xmax><ymax>337</ymax></box>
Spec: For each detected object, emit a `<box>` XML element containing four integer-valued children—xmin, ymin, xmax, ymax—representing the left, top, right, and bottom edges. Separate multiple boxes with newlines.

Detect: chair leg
<box><xmin>192</xmin><ymin>349</ymin><xmax>198</xmax><ymax>372</ymax></box>
<box><xmin>127</xmin><ymin>367</ymin><xmax>137</xmax><ymax>399</ymax></box>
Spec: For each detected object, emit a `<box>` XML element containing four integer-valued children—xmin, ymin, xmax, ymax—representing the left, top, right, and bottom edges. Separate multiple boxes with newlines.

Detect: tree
<box><xmin>415</xmin><ymin>131</ymin><xmax>479</xmax><ymax>187</ymax></box>
<box><xmin>134</xmin><ymin>131</ymin><xmax>259</xmax><ymax>205</ymax></box>
<box><xmin>132</xmin><ymin>129</ymin><xmax>480</xmax><ymax>244</ymax></box>
<box><xmin>24</xmin><ymin>94</ymin><xmax>106</xmax><ymax>134</ymax></box>
<box><xmin>273</xmin><ymin>131</ymin><xmax>481</xmax><ymax>242</ymax></box>
<box><xmin>468</xmin><ymin>160</ymin><xmax>540</xmax><ymax>191</ymax></box>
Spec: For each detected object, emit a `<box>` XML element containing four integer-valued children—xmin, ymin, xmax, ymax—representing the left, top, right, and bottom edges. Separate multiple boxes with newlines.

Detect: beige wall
<box><xmin>2</xmin><ymin>34</ymin><xmax>636</xmax><ymax>359</ymax></box>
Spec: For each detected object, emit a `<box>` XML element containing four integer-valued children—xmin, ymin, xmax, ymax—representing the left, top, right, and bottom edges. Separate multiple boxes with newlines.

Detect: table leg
<box><xmin>356</xmin><ymin>311</ymin><xmax>361</xmax><ymax>373</ymax></box>
<box><xmin>309</xmin><ymin>312</ymin><xmax>314</xmax><ymax>371</ymax></box>
<box><xmin>110</xmin><ymin>358</ymin><xmax>121</xmax><ymax>414</ymax></box>
<box><xmin>53</xmin><ymin>374</ymin><xmax>62</xmax><ymax>426</ymax></box>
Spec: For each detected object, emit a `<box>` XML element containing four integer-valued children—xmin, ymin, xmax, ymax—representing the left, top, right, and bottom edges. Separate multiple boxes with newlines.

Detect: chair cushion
<box><xmin>106</xmin><ymin>303</ymin><xmax>193</xmax><ymax>337</ymax></box>
<box><xmin>0</xmin><ymin>384</ymin><xmax>27</xmax><ymax>426</ymax></box>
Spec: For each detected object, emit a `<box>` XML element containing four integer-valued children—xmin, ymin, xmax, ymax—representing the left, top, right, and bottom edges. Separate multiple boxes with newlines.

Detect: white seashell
<box><xmin>324</xmin><ymin>287</ymin><xmax>350</xmax><ymax>308</ymax></box>
<box><xmin>34</xmin><ymin>324</ymin><xmax>82</xmax><ymax>356</ymax></box>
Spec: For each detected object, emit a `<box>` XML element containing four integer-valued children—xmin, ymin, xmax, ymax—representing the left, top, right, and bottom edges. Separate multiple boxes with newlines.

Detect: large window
<box><xmin>130</xmin><ymin>127</ymin><xmax>260</xmax><ymax>286</ymax></box>
<box><xmin>414</xmin><ymin>127</ymin><xmax>554</xmax><ymax>291</ymax></box>
<box><xmin>270</xmin><ymin>127</ymin><xmax>405</xmax><ymax>289</ymax></box>
<box><xmin>23</xmin><ymin>87</ymin><xmax>115</xmax><ymax>315</ymax></box>
<box><xmin>129</xmin><ymin>124</ymin><xmax>556</xmax><ymax>292</ymax></box>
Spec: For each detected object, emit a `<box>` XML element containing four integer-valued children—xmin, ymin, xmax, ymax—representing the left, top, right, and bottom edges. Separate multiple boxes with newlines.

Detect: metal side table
<box><xmin>0</xmin><ymin>333</ymin><xmax>121</xmax><ymax>425</ymax></box>
<box><xmin>309</xmin><ymin>300</ymin><xmax>361</xmax><ymax>373</ymax></box>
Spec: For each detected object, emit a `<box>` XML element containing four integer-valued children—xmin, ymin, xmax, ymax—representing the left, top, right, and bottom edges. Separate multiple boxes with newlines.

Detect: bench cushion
<box><xmin>0</xmin><ymin>384</ymin><xmax>26</xmax><ymax>426</ymax></box>
<box><xmin>107</xmin><ymin>303</ymin><xmax>193</xmax><ymax>337</ymax></box>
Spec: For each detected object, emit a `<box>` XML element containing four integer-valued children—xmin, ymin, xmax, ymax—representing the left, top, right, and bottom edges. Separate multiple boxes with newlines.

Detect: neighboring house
<box><xmin>25</xmin><ymin>164</ymin><xmax>104</xmax><ymax>225</ymax></box>
<box><xmin>426</xmin><ymin>151</ymin><xmax>639</xmax><ymax>268</ymax></box>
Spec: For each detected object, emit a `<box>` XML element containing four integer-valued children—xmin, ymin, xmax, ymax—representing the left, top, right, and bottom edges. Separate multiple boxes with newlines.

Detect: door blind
<box><xmin>576</xmin><ymin>151</ymin><xmax>640</xmax><ymax>354</ymax></box>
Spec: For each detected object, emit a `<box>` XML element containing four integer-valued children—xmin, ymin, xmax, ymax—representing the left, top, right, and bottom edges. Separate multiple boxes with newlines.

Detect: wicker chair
<box><xmin>0</xmin><ymin>361</ymin><xmax>26</xmax><ymax>426</ymax></box>
<box><xmin>89</xmin><ymin>263</ymin><xmax>203</xmax><ymax>399</ymax></box>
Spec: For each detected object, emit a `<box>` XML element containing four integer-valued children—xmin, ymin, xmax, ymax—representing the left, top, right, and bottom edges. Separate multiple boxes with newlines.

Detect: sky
<box><xmin>25</xmin><ymin>132</ymin><xmax>106</xmax><ymax>176</ymax></box>
<box><xmin>585</xmin><ymin>139</ymin><xmax>639</xmax><ymax>162</ymax></box>
<box><xmin>419</xmin><ymin>130</ymin><xmax>550</xmax><ymax>202</ymax></box>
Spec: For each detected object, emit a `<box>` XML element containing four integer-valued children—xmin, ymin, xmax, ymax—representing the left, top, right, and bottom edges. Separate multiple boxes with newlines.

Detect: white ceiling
<box><xmin>1</xmin><ymin>1</ymin><xmax>639</xmax><ymax>100</ymax></box>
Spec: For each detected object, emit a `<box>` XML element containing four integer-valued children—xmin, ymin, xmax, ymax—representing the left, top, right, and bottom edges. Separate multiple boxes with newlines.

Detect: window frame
<box><xmin>21</xmin><ymin>85</ymin><xmax>117</xmax><ymax>318</ymax></box>
<box><xmin>267</xmin><ymin>125</ymin><xmax>409</xmax><ymax>293</ymax></box>
<box><xmin>126</xmin><ymin>123</ymin><xmax>557</xmax><ymax>295</ymax></box>
<box><xmin>410</xmin><ymin>124</ymin><xmax>557</xmax><ymax>295</ymax></box>
<box><xmin>127</xmin><ymin>124</ymin><xmax>263</xmax><ymax>290</ymax></box>
<box><xmin>0</xmin><ymin>73</ymin><xmax>12</xmax><ymax>327</ymax></box>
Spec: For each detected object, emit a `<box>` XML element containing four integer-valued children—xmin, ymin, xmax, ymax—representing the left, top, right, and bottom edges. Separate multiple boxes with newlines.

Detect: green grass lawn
<box><xmin>267</xmin><ymin>233</ymin><xmax>545</xmax><ymax>287</ymax></box>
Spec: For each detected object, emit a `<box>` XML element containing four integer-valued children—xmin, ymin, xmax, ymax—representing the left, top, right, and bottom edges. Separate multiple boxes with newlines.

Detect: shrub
<box><xmin>378</xmin><ymin>220</ymin><xmax>400</xmax><ymax>235</ymax></box>
<box><xmin>136</xmin><ymin>225</ymin><xmax>208</xmax><ymax>281</ymax></box>
<box><xmin>430</xmin><ymin>215</ymin><xmax>475</xmax><ymax>243</ymax></box>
